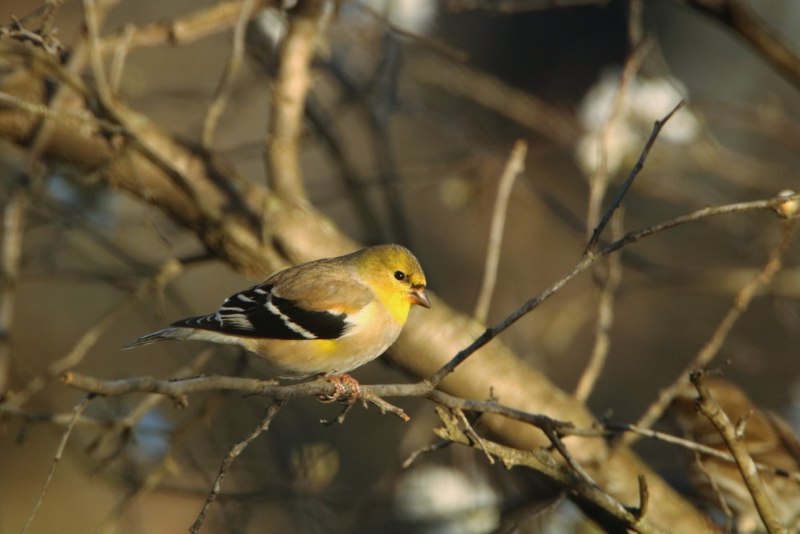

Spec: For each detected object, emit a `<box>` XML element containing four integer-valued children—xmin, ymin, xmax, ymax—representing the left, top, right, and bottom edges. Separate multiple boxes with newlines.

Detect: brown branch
<box><xmin>575</xmin><ymin>209</ymin><xmax>623</xmax><ymax>402</ymax></box>
<box><xmin>585</xmin><ymin>100</ymin><xmax>684</xmax><ymax>253</ymax></box>
<box><xmin>433</xmin><ymin>407</ymin><xmax>664</xmax><ymax>534</ymax></box>
<box><xmin>0</xmin><ymin>187</ymin><xmax>26</xmax><ymax>395</ymax></box>
<box><xmin>2</xmin><ymin>259</ymin><xmax>184</xmax><ymax>409</ymax></box>
<box><xmin>406</xmin><ymin>49</ymin><xmax>582</xmax><ymax>146</ymax></box>
<box><xmin>21</xmin><ymin>395</ymin><xmax>93</xmax><ymax>534</ymax></box>
<box><xmin>201</xmin><ymin>0</ymin><xmax>257</xmax><ymax>147</ymax></box>
<box><xmin>690</xmin><ymin>371</ymin><xmax>787</xmax><ymax>534</ymax></box>
<box><xmin>265</xmin><ymin>0</ymin><xmax>329</xmax><ymax>202</ymax></box>
<box><xmin>625</xmin><ymin>218</ymin><xmax>797</xmax><ymax>445</ymax></box>
<box><xmin>683</xmin><ymin>0</ymin><xmax>800</xmax><ymax>90</ymax></box>
<box><xmin>474</xmin><ymin>140</ymin><xmax>527</xmax><ymax>323</ymax></box>
<box><xmin>190</xmin><ymin>401</ymin><xmax>284</xmax><ymax>534</ymax></box>
<box><xmin>99</xmin><ymin>0</ymin><xmax>264</xmax><ymax>54</ymax></box>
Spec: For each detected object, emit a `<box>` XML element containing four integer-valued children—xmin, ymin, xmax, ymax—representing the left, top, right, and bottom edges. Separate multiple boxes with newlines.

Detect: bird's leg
<box><xmin>317</xmin><ymin>373</ymin><xmax>362</xmax><ymax>404</ymax></box>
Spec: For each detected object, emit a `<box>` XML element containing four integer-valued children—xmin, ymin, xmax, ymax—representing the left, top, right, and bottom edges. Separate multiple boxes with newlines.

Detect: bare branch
<box><xmin>683</xmin><ymin>0</ymin><xmax>800</xmax><ymax>90</ymax></box>
<box><xmin>0</xmin><ymin>187</ymin><xmax>26</xmax><ymax>394</ymax></box>
<box><xmin>266</xmin><ymin>0</ymin><xmax>330</xmax><ymax>202</ymax></box>
<box><xmin>202</xmin><ymin>0</ymin><xmax>258</xmax><ymax>147</ymax></box>
<box><xmin>190</xmin><ymin>401</ymin><xmax>284</xmax><ymax>534</ymax></box>
<box><xmin>626</xmin><ymin>218</ymin><xmax>797</xmax><ymax>444</ymax></box>
<box><xmin>21</xmin><ymin>395</ymin><xmax>93</xmax><ymax>534</ymax></box>
<box><xmin>433</xmin><ymin>407</ymin><xmax>664</xmax><ymax>534</ymax></box>
<box><xmin>690</xmin><ymin>371</ymin><xmax>787</xmax><ymax>534</ymax></box>
<box><xmin>474</xmin><ymin>140</ymin><xmax>527</xmax><ymax>323</ymax></box>
<box><xmin>585</xmin><ymin>100</ymin><xmax>684</xmax><ymax>253</ymax></box>
<box><xmin>99</xmin><ymin>1</ymin><xmax>264</xmax><ymax>54</ymax></box>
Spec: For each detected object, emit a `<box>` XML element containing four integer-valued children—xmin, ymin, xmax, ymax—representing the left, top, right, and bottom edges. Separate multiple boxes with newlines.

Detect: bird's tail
<box><xmin>122</xmin><ymin>327</ymin><xmax>193</xmax><ymax>349</ymax></box>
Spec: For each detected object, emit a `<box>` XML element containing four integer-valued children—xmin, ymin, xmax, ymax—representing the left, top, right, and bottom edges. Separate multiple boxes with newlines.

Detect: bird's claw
<box><xmin>317</xmin><ymin>374</ymin><xmax>362</xmax><ymax>405</ymax></box>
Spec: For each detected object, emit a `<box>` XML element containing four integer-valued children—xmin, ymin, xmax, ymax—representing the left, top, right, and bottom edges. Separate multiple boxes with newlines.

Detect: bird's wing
<box><xmin>172</xmin><ymin>263</ymin><xmax>371</xmax><ymax>340</ymax></box>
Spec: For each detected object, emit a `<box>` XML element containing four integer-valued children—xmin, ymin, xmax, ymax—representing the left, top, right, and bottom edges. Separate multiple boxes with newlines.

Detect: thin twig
<box><xmin>474</xmin><ymin>140</ymin><xmax>527</xmax><ymax>323</ymax></box>
<box><xmin>684</xmin><ymin>0</ymin><xmax>800</xmax><ymax>91</ymax></box>
<box><xmin>21</xmin><ymin>395</ymin><xmax>93</xmax><ymax>534</ymax></box>
<box><xmin>0</xmin><ymin>187</ymin><xmax>27</xmax><ymax>394</ymax></box>
<box><xmin>585</xmin><ymin>100</ymin><xmax>684</xmax><ymax>253</ymax></box>
<box><xmin>202</xmin><ymin>0</ymin><xmax>257</xmax><ymax>147</ymax></box>
<box><xmin>99</xmin><ymin>0</ymin><xmax>258</xmax><ymax>54</ymax></box>
<box><xmin>82</xmin><ymin>0</ymin><xmax>113</xmax><ymax>103</ymax></box>
<box><xmin>426</xmin><ymin>191</ymin><xmax>799</xmax><ymax>388</ymax></box>
<box><xmin>357</xmin><ymin>1</ymin><xmax>469</xmax><ymax>62</ymax></box>
<box><xmin>190</xmin><ymin>401</ymin><xmax>283</xmax><ymax>534</ymax></box>
<box><xmin>455</xmin><ymin>407</ymin><xmax>495</xmax><ymax>464</ymax></box>
<box><xmin>406</xmin><ymin>49</ymin><xmax>581</xmax><ymax>146</ymax></box>
<box><xmin>635</xmin><ymin>475</ymin><xmax>649</xmax><ymax>521</ymax></box>
<box><xmin>690</xmin><ymin>370</ymin><xmax>787</xmax><ymax>534</ymax></box>
<box><xmin>624</xmin><ymin>218</ymin><xmax>797</xmax><ymax>445</ymax></box>
<box><xmin>433</xmin><ymin>406</ymin><xmax>662</xmax><ymax>534</ymax></box>
<box><xmin>39</xmin><ymin>0</ymin><xmax>64</xmax><ymax>36</ymax></box>
<box><xmin>584</xmin><ymin>38</ymin><xmax>650</xmax><ymax>239</ymax></box>
<box><xmin>2</xmin><ymin>259</ymin><xmax>183</xmax><ymax>409</ymax></box>
<box><xmin>575</xmin><ymin>209</ymin><xmax>623</xmax><ymax>402</ymax></box>
<box><xmin>604</xmin><ymin>421</ymin><xmax>800</xmax><ymax>484</ymax></box>
<box><xmin>266</xmin><ymin>0</ymin><xmax>330</xmax><ymax>202</ymax></box>
<box><xmin>108</xmin><ymin>23</ymin><xmax>134</xmax><ymax>94</ymax></box>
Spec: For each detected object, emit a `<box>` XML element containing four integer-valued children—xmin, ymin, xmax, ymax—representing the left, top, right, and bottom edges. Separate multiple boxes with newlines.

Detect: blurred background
<box><xmin>1</xmin><ymin>0</ymin><xmax>800</xmax><ymax>532</ymax></box>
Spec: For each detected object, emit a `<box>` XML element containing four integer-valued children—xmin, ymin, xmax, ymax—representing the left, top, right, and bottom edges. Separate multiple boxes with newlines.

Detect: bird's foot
<box><xmin>317</xmin><ymin>373</ymin><xmax>362</xmax><ymax>405</ymax></box>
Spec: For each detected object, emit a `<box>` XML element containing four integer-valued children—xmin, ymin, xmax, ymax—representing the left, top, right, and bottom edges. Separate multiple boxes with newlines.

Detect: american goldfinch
<box><xmin>125</xmin><ymin>244</ymin><xmax>430</xmax><ymax>379</ymax></box>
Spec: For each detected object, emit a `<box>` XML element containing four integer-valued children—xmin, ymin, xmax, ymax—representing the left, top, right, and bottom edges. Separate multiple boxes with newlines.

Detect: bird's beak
<box><xmin>410</xmin><ymin>287</ymin><xmax>431</xmax><ymax>308</ymax></box>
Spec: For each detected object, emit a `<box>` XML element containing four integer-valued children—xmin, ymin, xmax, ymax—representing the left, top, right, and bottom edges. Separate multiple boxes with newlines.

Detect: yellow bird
<box><xmin>125</xmin><ymin>244</ymin><xmax>430</xmax><ymax>380</ymax></box>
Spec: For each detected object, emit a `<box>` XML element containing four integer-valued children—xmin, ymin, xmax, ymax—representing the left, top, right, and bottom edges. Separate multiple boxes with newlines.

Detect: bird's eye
<box><xmin>394</xmin><ymin>271</ymin><xmax>406</xmax><ymax>281</ymax></box>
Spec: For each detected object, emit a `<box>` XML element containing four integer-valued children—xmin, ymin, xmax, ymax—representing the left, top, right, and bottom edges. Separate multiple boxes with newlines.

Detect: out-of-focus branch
<box><xmin>682</xmin><ymin>0</ymin><xmax>800</xmax><ymax>90</ymax></box>
<box><xmin>406</xmin><ymin>50</ymin><xmax>582</xmax><ymax>146</ymax></box>
<box><xmin>190</xmin><ymin>401</ymin><xmax>283</xmax><ymax>534</ymax></box>
<box><xmin>474</xmin><ymin>140</ymin><xmax>527</xmax><ymax>323</ymax></box>
<box><xmin>0</xmin><ymin>187</ymin><xmax>27</xmax><ymax>395</ymax></box>
<box><xmin>99</xmin><ymin>0</ymin><xmax>266</xmax><ymax>54</ymax></box>
<box><xmin>625</xmin><ymin>217</ymin><xmax>797</xmax><ymax>445</ymax></box>
<box><xmin>265</xmin><ymin>0</ymin><xmax>330</xmax><ymax>202</ymax></box>
<box><xmin>2</xmin><ymin>259</ymin><xmax>184</xmax><ymax>409</ymax></box>
<box><xmin>21</xmin><ymin>395</ymin><xmax>93</xmax><ymax>534</ymax></box>
<box><xmin>202</xmin><ymin>0</ymin><xmax>257</xmax><ymax>147</ymax></box>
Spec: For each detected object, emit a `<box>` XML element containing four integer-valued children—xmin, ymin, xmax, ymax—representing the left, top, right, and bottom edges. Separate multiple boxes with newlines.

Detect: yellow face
<box><xmin>358</xmin><ymin>245</ymin><xmax>430</xmax><ymax>323</ymax></box>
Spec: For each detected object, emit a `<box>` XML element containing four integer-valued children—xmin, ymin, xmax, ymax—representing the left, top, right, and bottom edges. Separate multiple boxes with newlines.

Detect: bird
<box><xmin>667</xmin><ymin>377</ymin><xmax>800</xmax><ymax>533</ymax></box>
<box><xmin>124</xmin><ymin>244</ymin><xmax>430</xmax><ymax>387</ymax></box>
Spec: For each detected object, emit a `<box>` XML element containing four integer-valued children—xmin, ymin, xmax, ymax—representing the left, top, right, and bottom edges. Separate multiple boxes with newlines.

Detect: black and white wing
<box><xmin>172</xmin><ymin>283</ymin><xmax>349</xmax><ymax>340</ymax></box>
